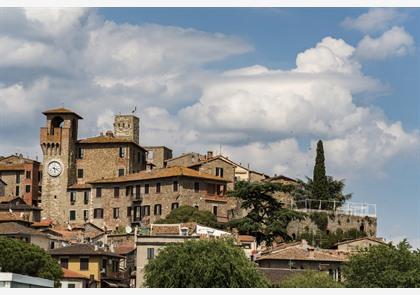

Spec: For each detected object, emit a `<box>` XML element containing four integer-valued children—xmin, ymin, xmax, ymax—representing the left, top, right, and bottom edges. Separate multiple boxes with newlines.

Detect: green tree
<box><xmin>280</xmin><ymin>271</ymin><xmax>343</xmax><ymax>288</ymax></box>
<box><xmin>312</xmin><ymin>140</ymin><xmax>329</xmax><ymax>202</ymax></box>
<box><xmin>343</xmin><ymin>239</ymin><xmax>420</xmax><ymax>287</ymax></box>
<box><xmin>0</xmin><ymin>237</ymin><xmax>63</xmax><ymax>286</ymax></box>
<box><xmin>144</xmin><ymin>239</ymin><xmax>270</xmax><ymax>287</ymax></box>
<box><xmin>226</xmin><ymin>181</ymin><xmax>304</xmax><ymax>246</ymax></box>
<box><xmin>292</xmin><ymin>176</ymin><xmax>352</xmax><ymax>210</ymax></box>
<box><xmin>155</xmin><ymin>205</ymin><xmax>219</xmax><ymax>228</ymax></box>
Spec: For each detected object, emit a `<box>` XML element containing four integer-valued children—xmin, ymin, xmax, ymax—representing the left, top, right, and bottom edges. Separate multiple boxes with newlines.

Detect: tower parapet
<box><xmin>113</xmin><ymin>115</ymin><xmax>139</xmax><ymax>144</ymax></box>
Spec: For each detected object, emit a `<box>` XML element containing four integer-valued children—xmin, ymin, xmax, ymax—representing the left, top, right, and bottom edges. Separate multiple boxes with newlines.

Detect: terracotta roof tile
<box><xmin>114</xmin><ymin>243</ymin><xmax>136</xmax><ymax>255</ymax></box>
<box><xmin>42</xmin><ymin>108</ymin><xmax>83</xmax><ymax>119</ymax></box>
<box><xmin>0</xmin><ymin>222</ymin><xmax>44</xmax><ymax>236</ymax></box>
<box><xmin>334</xmin><ymin>236</ymin><xmax>386</xmax><ymax>246</ymax></box>
<box><xmin>238</xmin><ymin>235</ymin><xmax>256</xmax><ymax>243</ymax></box>
<box><xmin>62</xmin><ymin>268</ymin><xmax>91</xmax><ymax>280</ymax></box>
<box><xmin>0</xmin><ymin>212</ymin><xmax>32</xmax><ymax>223</ymax></box>
<box><xmin>257</xmin><ymin>241</ymin><xmax>348</xmax><ymax>262</ymax></box>
<box><xmin>91</xmin><ymin>166</ymin><xmax>229</xmax><ymax>184</ymax></box>
<box><xmin>50</xmin><ymin>243</ymin><xmax>123</xmax><ymax>258</ymax></box>
<box><xmin>150</xmin><ymin>224</ymin><xmax>180</xmax><ymax>236</ymax></box>
<box><xmin>0</xmin><ymin>164</ymin><xmax>25</xmax><ymax>171</ymax></box>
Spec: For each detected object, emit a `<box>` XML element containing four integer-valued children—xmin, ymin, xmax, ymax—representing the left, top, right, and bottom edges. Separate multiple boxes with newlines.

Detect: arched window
<box><xmin>51</xmin><ymin>116</ymin><xmax>64</xmax><ymax>135</ymax></box>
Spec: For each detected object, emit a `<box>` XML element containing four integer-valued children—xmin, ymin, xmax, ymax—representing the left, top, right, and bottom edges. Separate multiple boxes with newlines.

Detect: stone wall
<box><xmin>195</xmin><ymin>158</ymin><xmax>236</xmax><ymax>190</ymax></box>
<box><xmin>166</xmin><ymin>153</ymin><xmax>206</xmax><ymax>167</ymax></box>
<box><xmin>287</xmin><ymin>213</ymin><xmax>377</xmax><ymax>238</ymax></box>
<box><xmin>144</xmin><ymin>146</ymin><xmax>172</xmax><ymax>169</ymax></box>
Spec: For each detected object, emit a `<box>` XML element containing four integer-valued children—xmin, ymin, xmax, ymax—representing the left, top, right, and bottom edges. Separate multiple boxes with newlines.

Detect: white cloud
<box><xmin>356</xmin><ymin>26</ymin><xmax>415</xmax><ymax>60</ymax></box>
<box><xmin>0</xmin><ymin>8</ymin><xmax>418</xmax><ymax>185</ymax></box>
<box><xmin>342</xmin><ymin>8</ymin><xmax>407</xmax><ymax>33</ymax></box>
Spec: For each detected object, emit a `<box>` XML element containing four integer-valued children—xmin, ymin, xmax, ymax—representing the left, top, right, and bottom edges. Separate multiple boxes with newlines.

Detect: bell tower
<box><xmin>40</xmin><ymin>108</ymin><xmax>82</xmax><ymax>224</ymax></box>
<box><xmin>113</xmin><ymin>115</ymin><xmax>139</xmax><ymax>144</ymax></box>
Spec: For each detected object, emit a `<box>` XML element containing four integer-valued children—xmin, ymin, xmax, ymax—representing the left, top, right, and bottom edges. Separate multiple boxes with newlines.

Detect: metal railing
<box><xmin>285</xmin><ymin>199</ymin><xmax>376</xmax><ymax>217</ymax></box>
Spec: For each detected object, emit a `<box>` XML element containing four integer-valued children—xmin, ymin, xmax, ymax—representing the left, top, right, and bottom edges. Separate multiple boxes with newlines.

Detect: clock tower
<box><xmin>40</xmin><ymin>108</ymin><xmax>82</xmax><ymax>224</ymax></box>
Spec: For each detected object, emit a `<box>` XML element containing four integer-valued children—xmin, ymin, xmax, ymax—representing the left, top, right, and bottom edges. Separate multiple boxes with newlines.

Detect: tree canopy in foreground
<box><xmin>144</xmin><ymin>239</ymin><xmax>270</xmax><ymax>287</ymax></box>
<box><xmin>343</xmin><ymin>239</ymin><xmax>420</xmax><ymax>288</ymax></box>
<box><xmin>0</xmin><ymin>237</ymin><xmax>63</xmax><ymax>285</ymax></box>
<box><xmin>280</xmin><ymin>271</ymin><xmax>343</xmax><ymax>288</ymax></box>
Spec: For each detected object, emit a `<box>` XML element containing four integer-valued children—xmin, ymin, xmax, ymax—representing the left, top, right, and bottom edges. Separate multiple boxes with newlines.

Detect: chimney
<box><xmin>207</xmin><ymin>151</ymin><xmax>213</xmax><ymax>159</ymax></box>
<box><xmin>105</xmin><ymin>130</ymin><xmax>114</xmax><ymax>137</ymax></box>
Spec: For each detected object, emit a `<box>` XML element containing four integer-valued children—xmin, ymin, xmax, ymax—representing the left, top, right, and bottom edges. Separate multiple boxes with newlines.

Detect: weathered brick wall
<box><xmin>196</xmin><ymin>158</ymin><xmax>236</xmax><ymax>190</ymax></box>
<box><xmin>287</xmin><ymin>213</ymin><xmax>377</xmax><ymax>237</ymax></box>
<box><xmin>166</xmin><ymin>153</ymin><xmax>206</xmax><ymax>167</ymax></box>
<box><xmin>144</xmin><ymin>147</ymin><xmax>173</xmax><ymax>169</ymax></box>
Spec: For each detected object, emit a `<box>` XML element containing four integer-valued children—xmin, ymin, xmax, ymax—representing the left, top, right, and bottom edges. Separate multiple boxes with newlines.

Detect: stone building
<box><xmin>87</xmin><ymin>166</ymin><xmax>233</xmax><ymax>228</ymax></box>
<box><xmin>0</xmin><ymin>155</ymin><xmax>42</xmax><ymax>205</ymax></box>
<box><xmin>39</xmin><ymin>108</ymin><xmax>147</xmax><ymax>225</ymax></box>
<box><xmin>143</xmin><ymin>146</ymin><xmax>172</xmax><ymax>169</ymax></box>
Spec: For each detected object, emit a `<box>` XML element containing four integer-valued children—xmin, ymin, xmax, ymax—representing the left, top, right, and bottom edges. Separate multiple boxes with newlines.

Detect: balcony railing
<box><xmin>286</xmin><ymin>199</ymin><xmax>377</xmax><ymax>217</ymax></box>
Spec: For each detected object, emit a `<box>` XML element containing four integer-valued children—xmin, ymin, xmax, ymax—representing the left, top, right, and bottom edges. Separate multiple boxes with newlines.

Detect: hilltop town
<box><xmin>0</xmin><ymin>107</ymin><xmax>383</xmax><ymax>287</ymax></box>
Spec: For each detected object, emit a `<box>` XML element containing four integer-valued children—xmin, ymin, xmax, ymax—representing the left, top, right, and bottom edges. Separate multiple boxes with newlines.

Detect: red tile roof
<box><xmin>0</xmin><ymin>222</ymin><xmax>44</xmax><ymax>236</ymax></box>
<box><xmin>238</xmin><ymin>235</ymin><xmax>256</xmax><ymax>243</ymax></box>
<box><xmin>0</xmin><ymin>212</ymin><xmax>31</xmax><ymax>223</ymax></box>
<box><xmin>91</xmin><ymin>166</ymin><xmax>229</xmax><ymax>184</ymax></box>
<box><xmin>50</xmin><ymin>243</ymin><xmax>123</xmax><ymax>258</ymax></box>
<box><xmin>62</xmin><ymin>268</ymin><xmax>91</xmax><ymax>280</ymax></box>
<box><xmin>114</xmin><ymin>243</ymin><xmax>136</xmax><ymax>255</ymax></box>
<box><xmin>0</xmin><ymin>164</ymin><xmax>25</xmax><ymax>171</ymax></box>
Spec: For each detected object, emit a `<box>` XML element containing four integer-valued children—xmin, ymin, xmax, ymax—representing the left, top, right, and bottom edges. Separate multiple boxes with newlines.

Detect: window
<box><xmin>26</xmin><ymin>171</ymin><xmax>31</xmax><ymax>179</ymax></box>
<box><xmin>113</xmin><ymin>208</ymin><xmax>119</xmax><ymax>219</ymax></box>
<box><xmin>154</xmin><ymin>204</ymin><xmax>162</xmax><ymax>216</ymax></box>
<box><xmin>96</xmin><ymin>187</ymin><xmax>102</xmax><ymax>198</ymax></box>
<box><xmin>119</xmin><ymin>147</ymin><xmax>125</xmax><ymax>158</ymax></box>
<box><xmin>94</xmin><ymin>208</ymin><xmax>104</xmax><ymax>219</ymax></box>
<box><xmin>118</xmin><ymin>169</ymin><xmax>125</xmax><ymax>177</ymax></box>
<box><xmin>144</xmin><ymin>184</ymin><xmax>149</xmax><ymax>194</ymax></box>
<box><xmin>83</xmin><ymin>210</ymin><xmax>89</xmax><ymax>221</ymax></box>
<box><xmin>173</xmin><ymin>181</ymin><xmax>178</xmax><ymax>192</ymax></box>
<box><xmin>25</xmin><ymin>185</ymin><xmax>31</xmax><ymax>193</ymax></box>
<box><xmin>68</xmin><ymin>283</ymin><xmax>76</xmax><ymax>288</ymax></box>
<box><xmin>80</xmin><ymin>258</ymin><xmax>89</xmax><ymax>271</ymax></box>
<box><xmin>194</xmin><ymin>182</ymin><xmax>200</xmax><ymax>193</ymax></box>
<box><xmin>147</xmin><ymin>248</ymin><xmax>155</xmax><ymax>260</ymax></box>
<box><xmin>69</xmin><ymin>210</ymin><xmax>76</xmax><ymax>220</ymax></box>
<box><xmin>77</xmin><ymin>147</ymin><xmax>84</xmax><ymax>159</ymax></box>
<box><xmin>112</xmin><ymin>260</ymin><xmax>118</xmax><ymax>272</ymax></box>
<box><xmin>135</xmin><ymin>185</ymin><xmax>141</xmax><ymax>199</ymax></box>
<box><xmin>217</xmin><ymin>184</ymin><xmax>224</xmax><ymax>196</ymax></box>
<box><xmin>114</xmin><ymin>187</ymin><xmax>120</xmax><ymax>198</ymax></box>
<box><xmin>137</xmin><ymin>151</ymin><xmax>141</xmax><ymax>163</ymax></box>
<box><xmin>215</xmin><ymin>167</ymin><xmax>224</xmax><ymax>177</ymax></box>
<box><xmin>171</xmin><ymin>202</ymin><xmax>179</xmax><ymax>210</ymax></box>
<box><xmin>83</xmin><ymin>191</ymin><xmax>89</xmax><ymax>205</ymax></box>
<box><xmin>70</xmin><ymin>192</ymin><xmax>76</xmax><ymax>204</ymax></box>
<box><xmin>142</xmin><ymin>205</ymin><xmax>150</xmax><ymax>216</ymax></box>
<box><xmin>15</xmin><ymin>186</ymin><xmax>19</xmax><ymax>196</ymax></box>
<box><xmin>50</xmin><ymin>241</ymin><xmax>55</xmax><ymax>250</ymax></box>
<box><xmin>77</xmin><ymin>169</ymin><xmax>84</xmax><ymax>179</ymax></box>
<box><xmin>127</xmin><ymin>207</ymin><xmax>132</xmax><ymax>217</ymax></box>
<box><xmin>213</xmin><ymin>205</ymin><xmax>218</xmax><ymax>216</ymax></box>
<box><xmin>60</xmin><ymin>258</ymin><xmax>69</xmax><ymax>269</ymax></box>
<box><xmin>156</xmin><ymin>182</ymin><xmax>161</xmax><ymax>193</ymax></box>
<box><xmin>16</xmin><ymin>173</ymin><xmax>21</xmax><ymax>184</ymax></box>
<box><xmin>101</xmin><ymin>259</ymin><xmax>107</xmax><ymax>271</ymax></box>
<box><xmin>126</xmin><ymin>186</ymin><xmax>133</xmax><ymax>196</ymax></box>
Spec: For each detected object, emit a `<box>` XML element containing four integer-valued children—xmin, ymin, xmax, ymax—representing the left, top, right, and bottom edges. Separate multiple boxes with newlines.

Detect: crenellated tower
<box><xmin>40</xmin><ymin>108</ymin><xmax>82</xmax><ymax>224</ymax></box>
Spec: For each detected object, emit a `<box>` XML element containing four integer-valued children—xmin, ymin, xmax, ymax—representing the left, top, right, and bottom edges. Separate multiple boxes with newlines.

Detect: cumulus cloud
<box><xmin>356</xmin><ymin>26</ymin><xmax>415</xmax><ymax>60</ymax></box>
<box><xmin>342</xmin><ymin>8</ymin><xmax>407</xmax><ymax>33</ymax></box>
<box><xmin>0</xmin><ymin>8</ymin><xmax>418</xmax><ymax>183</ymax></box>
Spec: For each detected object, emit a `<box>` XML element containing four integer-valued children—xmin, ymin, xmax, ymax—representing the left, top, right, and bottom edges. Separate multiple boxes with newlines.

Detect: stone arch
<box><xmin>51</xmin><ymin>116</ymin><xmax>64</xmax><ymax>134</ymax></box>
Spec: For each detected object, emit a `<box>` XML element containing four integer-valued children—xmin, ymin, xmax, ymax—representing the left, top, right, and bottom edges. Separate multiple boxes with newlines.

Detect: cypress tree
<box><xmin>312</xmin><ymin>140</ymin><xmax>328</xmax><ymax>201</ymax></box>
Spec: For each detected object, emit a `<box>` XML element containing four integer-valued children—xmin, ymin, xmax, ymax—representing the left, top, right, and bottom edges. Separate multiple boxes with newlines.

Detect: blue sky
<box><xmin>0</xmin><ymin>8</ymin><xmax>418</xmax><ymax>247</ymax></box>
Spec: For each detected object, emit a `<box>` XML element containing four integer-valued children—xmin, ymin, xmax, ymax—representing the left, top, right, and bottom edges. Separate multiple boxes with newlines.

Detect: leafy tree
<box><xmin>280</xmin><ymin>271</ymin><xmax>343</xmax><ymax>288</ymax></box>
<box><xmin>226</xmin><ymin>181</ymin><xmax>304</xmax><ymax>246</ymax></box>
<box><xmin>292</xmin><ymin>176</ymin><xmax>352</xmax><ymax>210</ymax></box>
<box><xmin>155</xmin><ymin>205</ymin><xmax>219</xmax><ymax>228</ymax></box>
<box><xmin>144</xmin><ymin>239</ymin><xmax>270</xmax><ymax>287</ymax></box>
<box><xmin>0</xmin><ymin>237</ymin><xmax>63</xmax><ymax>286</ymax></box>
<box><xmin>343</xmin><ymin>239</ymin><xmax>420</xmax><ymax>287</ymax></box>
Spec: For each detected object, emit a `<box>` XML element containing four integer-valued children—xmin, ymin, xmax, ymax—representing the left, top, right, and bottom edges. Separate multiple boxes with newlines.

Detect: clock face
<box><xmin>48</xmin><ymin>161</ymin><xmax>62</xmax><ymax>177</ymax></box>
